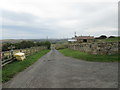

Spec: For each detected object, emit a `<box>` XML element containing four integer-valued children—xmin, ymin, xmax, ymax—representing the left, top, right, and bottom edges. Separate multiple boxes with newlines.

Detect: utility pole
<box><xmin>75</xmin><ymin>32</ymin><xmax>77</xmax><ymax>37</ymax></box>
<box><xmin>46</xmin><ymin>36</ymin><xmax>48</xmax><ymax>41</ymax></box>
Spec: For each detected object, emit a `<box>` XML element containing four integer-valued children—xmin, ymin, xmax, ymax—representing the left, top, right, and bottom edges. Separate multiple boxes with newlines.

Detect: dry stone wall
<box><xmin>69</xmin><ymin>42</ymin><xmax>119</xmax><ymax>55</ymax></box>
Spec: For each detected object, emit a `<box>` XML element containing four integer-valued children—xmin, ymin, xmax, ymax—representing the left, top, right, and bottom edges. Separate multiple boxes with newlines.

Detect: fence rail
<box><xmin>1</xmin><ymin>46</ymin><xmax>47</xmax><ymax>67</ymax></box>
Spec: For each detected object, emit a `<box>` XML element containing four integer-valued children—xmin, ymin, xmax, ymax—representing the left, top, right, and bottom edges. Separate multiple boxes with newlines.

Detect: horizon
<box><xmin>1</xmin><ymin>35</ymin><xmax>119</xmax><ymax>41</ymax></box>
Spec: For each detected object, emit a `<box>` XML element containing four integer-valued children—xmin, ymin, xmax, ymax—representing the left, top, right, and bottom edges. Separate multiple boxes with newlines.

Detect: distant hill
<box><xmin>1</xmin><ymin>39</ymin><xmax>24</xmax><ymax>44</ymax></box>
<box><xmin>1</xmin><ymin>39</ymin><xmax>68</xmax><ymax>44</ymax></box>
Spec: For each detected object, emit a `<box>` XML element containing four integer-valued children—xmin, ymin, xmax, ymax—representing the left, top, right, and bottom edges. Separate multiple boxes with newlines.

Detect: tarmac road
<box><xmin>3</xmin><ymin>49</ymin><xmax>118</xmax><ymax>88</ymax></box>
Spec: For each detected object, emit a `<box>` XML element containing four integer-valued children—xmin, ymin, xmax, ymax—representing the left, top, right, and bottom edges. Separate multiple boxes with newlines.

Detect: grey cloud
<box><xmin>2</xmin><ymin>9</ymin><xmax>38</xmax><ymax>23</ymax></box>
<box><xmin>1</xmin><ymin>2</ymin><xmax>118</xmax><ymax>39</ymax></box>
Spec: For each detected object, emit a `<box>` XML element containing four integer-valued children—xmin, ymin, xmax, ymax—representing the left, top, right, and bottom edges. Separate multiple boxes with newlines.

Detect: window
<box><xmin>83</xmin><ymin>39</ymin><xmax>87</xmax><ymax>42</ymax></box>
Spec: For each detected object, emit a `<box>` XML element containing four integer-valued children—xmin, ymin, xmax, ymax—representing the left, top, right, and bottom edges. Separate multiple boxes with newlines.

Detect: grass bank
<box><xmin>59</xmin><ymin>48</ymin><xmax>119</xmax><ymax>62</ymax></box>
<box><xmin>96</xmin><ymin>37</ymin><xmax>120</xmax><ymax>42</ymax></box>
<box><xmin>2</xmin><ymin>49</ymin><xmax>50</xmax><ymax>83</ymax></box>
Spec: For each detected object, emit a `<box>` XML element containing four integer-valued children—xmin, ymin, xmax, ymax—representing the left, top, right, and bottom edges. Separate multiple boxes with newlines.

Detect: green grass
<box><xmin>59</xmin><ymin>48</ymin><xmax>119</xmax><ymax>62</ymax></box>
<box><xmin>96</xmin><ymin>37</ymin><xmax>120</xmax><ymax>42</ymax></box>
<box><xmin>2</xmin><ymin>49</ymin><xmax>50</xmax><ymax>83</ymax></box>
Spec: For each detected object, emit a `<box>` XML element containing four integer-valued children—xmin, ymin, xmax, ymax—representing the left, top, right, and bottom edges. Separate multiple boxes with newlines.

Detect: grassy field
<box><xmin>96</xmin><ymin>37</ymin><xmax>120</xmax><ymax>42</ymax></box>
<box><xmin>59</xmin><ymin>48</ymin><xmax>119</xmax><ymax>62</ymax></box>
<box><xmin>2</xmin><ymin>49</ymin><xmax>50</xmax><ymax>83</ymax></box>
<box><xmin>55</xmin><ymin>43</ymin><xmax>68</xmax><ymax>50</ymax></box>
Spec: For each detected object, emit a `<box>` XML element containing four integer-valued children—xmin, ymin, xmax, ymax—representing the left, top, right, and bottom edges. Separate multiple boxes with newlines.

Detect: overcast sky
<box><xmin>0</xmin><ymin>0</ymin><xmax>118</xmax><ymax>39</ymax></box>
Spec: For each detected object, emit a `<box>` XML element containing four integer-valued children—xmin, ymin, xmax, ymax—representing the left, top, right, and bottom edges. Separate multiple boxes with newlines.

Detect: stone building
<box><xmin>73</xmin><ymin>36</ymin><xmax>95</xmax><ymax>43</ymax></box>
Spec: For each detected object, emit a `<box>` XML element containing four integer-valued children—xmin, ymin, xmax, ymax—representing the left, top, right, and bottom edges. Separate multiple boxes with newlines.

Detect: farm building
<box><xmin>75</xmin><ymin>36</ymin><xmax>94</xmax><ymax>43</ymax></box>
<box><xmin>72</xmin><ymin>36</ymin><xmax>95</xmax><ymax>43</ymax></box>
<box><xmin>68</xmin><ymin>39</ymin><xmax>77</xmax><ymax>43</ymax></box>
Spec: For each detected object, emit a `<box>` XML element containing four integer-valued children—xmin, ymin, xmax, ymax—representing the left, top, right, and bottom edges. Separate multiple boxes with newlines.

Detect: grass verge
<box><xmin>59</xmin><ymin>48</ymin><xmax>119</xmax><ymax>62</ymax></box>
<box><xmin>2</xmin><ymin>49</ymin><xmax>50</xmax><ymax>83</ymax></box>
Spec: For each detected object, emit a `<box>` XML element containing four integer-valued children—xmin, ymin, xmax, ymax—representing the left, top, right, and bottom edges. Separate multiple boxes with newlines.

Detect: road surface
<box><xmin>3</xmin><ymin>49</ymin><xmax>118</xmax><ymax>88</ymax></box>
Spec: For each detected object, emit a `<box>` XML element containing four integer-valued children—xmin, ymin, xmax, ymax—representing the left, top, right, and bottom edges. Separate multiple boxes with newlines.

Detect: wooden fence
<box><xmin>1</xmin><ymin>46</ymin><xmax>47</xmax><ymax>67</ymax></box>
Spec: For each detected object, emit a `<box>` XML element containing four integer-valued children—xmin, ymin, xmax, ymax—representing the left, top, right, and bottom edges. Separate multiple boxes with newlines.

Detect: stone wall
<box><xmin>69</xmin><ymin>42</ymin><xmax>119</xmax><ymax>55</ymax></box>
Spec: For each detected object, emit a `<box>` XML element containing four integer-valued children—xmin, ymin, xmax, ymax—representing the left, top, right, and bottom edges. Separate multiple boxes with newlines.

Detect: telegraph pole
<box><xmin>46</xmin><ymin>36</ymin><xmax>48</xmax><ymax>41</ymax></box>
<box><xmin>75</xmin><ymin>32</ymin><xmax>77</xmax><ymax>37</ymax></box>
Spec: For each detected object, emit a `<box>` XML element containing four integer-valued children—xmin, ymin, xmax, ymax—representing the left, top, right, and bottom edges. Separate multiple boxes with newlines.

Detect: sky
<box><xmin>0</xmin><ymin>0</ymin><xmax>119</xmax><ymax>39</ymax></box>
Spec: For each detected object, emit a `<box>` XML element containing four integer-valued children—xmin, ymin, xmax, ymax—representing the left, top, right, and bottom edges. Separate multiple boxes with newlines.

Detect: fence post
<box><xmin>2</xmin><ymin>52</ymin><xmax>4</xmax><ymax>60</ymax></box>
<box><xmin>26</xmin><ymin>48</ymin><xmax>28</xmax><ymax>56</ymax></box>
<box><xmin>20</xmin><ymin>49</ymin><xmax>22</xmax><ymax>52</ymax></box>
<box><xmin>10</xmin><ymin>50</ymin><xmax>14</xmax><ymax>58</ymax></box>
<box><xmin>30</xmin><ymin>48</ymin><xmax>32</xmax><ymax>55</ymax></box>
<box><xmin>25</xmin><ymin>49</ymin><xmax>27</xmax><ymax>56</ymax></box>
<box><xmin>0</xmin><ymin>52</ymin><xmax>2</xmax><ymax>60</ymax></box>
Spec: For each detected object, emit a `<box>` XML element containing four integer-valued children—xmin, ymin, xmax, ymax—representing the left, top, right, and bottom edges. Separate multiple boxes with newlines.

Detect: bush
<box><xmin>2</xmin><ymin>41</ymin><xmax>51</xmax><ymax>51</ymax></box>
<box><xmin>55</xmin><ymin>43</ymin><xmax>68</xmax><ymax>50</ymax></box>
<box><xmin>108</xmin><ymin>36</ymin><xmax>115</xmax><ymax>38</ymax></box>
<box><xmin>95</xmin><ymin>35</ymin><xmax>107</xmax><ymax>39</ymax></box>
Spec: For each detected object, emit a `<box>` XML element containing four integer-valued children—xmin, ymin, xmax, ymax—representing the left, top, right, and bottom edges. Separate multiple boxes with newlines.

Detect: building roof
<box><xmin>68</xmin><ymin>39</ymin><xmax>77</xmax><ymax>42</ymax></box>
<box><xmin>75</xmin><ymin>36</ymin><xmax>94</xmax><ymax>39</ymax></box>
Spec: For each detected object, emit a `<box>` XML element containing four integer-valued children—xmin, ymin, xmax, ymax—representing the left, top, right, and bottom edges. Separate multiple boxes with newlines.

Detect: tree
<box><xmin>44</xmin><ymin>41</ymin><xmax>51</xmax><ymax>49</ymax></box>
<box><xmin>109</xmin><ymin>36</ymin><xmax>115</xmax><ymax>38</ymax></box>
<box><xmin>96</xmin><ymin>35</ymin><xmax>107</xmax><ymax>39</ymax></box>
<box><xmin>2</xmin><ymin>40</ymin><xmax>51</xmax><ymax>51</ymax></box>
<box><xmin>2</xmin><ymin>43</ymin><xmax>12</xmax><ymax>51</ymax></box>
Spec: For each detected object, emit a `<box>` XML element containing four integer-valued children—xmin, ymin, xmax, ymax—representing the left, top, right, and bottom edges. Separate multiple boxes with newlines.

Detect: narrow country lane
<box><xmin>3</xmin><ymin>49</ymin><xmax>118</xmax><ymax>88</ymax></box>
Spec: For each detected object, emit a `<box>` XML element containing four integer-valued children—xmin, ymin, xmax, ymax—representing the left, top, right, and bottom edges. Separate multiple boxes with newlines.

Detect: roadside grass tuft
<box><xmin>2</xmin><ymin>50</ymin><xmax>50</xmax><ymax>83</ymax></box>
<box><xmin>59</xmin><ymin>48</ymin><xmax>119</xmax><ymax>62</ymax></box>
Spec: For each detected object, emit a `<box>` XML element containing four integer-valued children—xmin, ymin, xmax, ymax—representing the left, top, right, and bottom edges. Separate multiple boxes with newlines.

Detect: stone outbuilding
<box><xmin>73</xmin><ymin>36</ymin><xmax>95</xmax><ymax>43</ymax></box>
